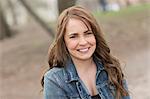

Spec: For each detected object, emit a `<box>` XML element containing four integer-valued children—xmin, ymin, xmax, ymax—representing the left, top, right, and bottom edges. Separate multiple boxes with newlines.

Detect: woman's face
<box><xmin>64</xmin><ymin>18</ymin><xmax>96</xmax><ymax>61</ymax></box>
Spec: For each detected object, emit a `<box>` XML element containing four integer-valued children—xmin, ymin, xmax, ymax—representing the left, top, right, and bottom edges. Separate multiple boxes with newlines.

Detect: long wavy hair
<box><xmin>41</xmin><ymin>6</ymin><xmax>129</xmax><ymax>99</ymax></box>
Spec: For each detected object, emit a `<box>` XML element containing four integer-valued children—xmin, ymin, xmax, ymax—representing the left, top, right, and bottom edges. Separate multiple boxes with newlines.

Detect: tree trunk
<box><xmin>19</xmin><ymin>0</ymin><xmax>55</xmax><ymax>38</ymax></box>
<box><xmin>126</xmin><ymin>0</ymin><xmax>131</xmax><ymax>6</ymax></box>
<box><xmin>0</xmin><ymin>2</ymin><xmax>12</xmax><ymax>40</ymax></box>
<box><xmin>58</xmin><ymin>0</ymin><xmax>76</xmax><ymax>14</ymax></box>
<box><xmin>7</xmin><ymin>0</ymin><xmax>18</xmax><ymax>25</ymax></box>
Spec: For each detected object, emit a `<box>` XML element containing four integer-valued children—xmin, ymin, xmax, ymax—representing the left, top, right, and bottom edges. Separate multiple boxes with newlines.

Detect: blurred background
<box><xmin>0</xmin><ymin>0</ymin><xmax>150</xmax><ymax>99</ymax></box>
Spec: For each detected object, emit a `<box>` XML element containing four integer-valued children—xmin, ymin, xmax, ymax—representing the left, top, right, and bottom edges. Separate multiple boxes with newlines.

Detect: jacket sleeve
<box><xmin>43</xmin><ymin>76</ymin><xmax>69</xmax><ymax>99</ymax></box>
<box><xmin>122</xmin><ymin>79</ymin><xmax>131</xmax><ymax>99</ymax></box>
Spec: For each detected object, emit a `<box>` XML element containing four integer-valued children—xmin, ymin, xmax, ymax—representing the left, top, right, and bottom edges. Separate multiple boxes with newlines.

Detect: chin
<box><xmin>73</xmin><ymin>55</ymin><xmax>93</xmax><ymax>61</ymax></box>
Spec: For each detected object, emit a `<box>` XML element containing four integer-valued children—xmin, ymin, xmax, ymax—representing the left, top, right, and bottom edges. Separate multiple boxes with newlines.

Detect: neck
<box><xmin>72</xmin><ymin>57</ymin><xmax>96</xmax><ymax>74</ymax></box>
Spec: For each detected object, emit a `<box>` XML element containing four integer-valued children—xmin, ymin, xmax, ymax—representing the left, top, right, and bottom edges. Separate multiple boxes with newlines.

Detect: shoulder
<box><xmin>44</xmin><ymin>67</ymin><xmax>66</xmax><ymax>81</ymax></box>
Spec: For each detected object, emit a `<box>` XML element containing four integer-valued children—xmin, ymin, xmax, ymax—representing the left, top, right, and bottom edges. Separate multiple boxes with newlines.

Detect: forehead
<box><xmin>65</xmin><ymin>18</ymin><xmax>91</xmax><ymax>33</ymax></box>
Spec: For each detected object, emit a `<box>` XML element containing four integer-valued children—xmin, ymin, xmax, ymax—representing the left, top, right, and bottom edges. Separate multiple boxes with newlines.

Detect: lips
<box><xmin>77</xmin><ymin>47</ymin><xmax>89</xmax><ymax>53</ymax></box>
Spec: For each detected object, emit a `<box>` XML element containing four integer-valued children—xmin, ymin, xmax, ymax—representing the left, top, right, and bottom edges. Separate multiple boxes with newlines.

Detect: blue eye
<box><xmin>69</xmin><ymin>33</ymin><xmax>78</xmax><ymax>39</ymax></box>
<box><xmin>85</xmin><ymin>32</ymin><xmax>93</xmax><ymax>35</ymax></box>
<box><xmin>70</xmin><ymin>36</ymin><xmax>75</xmax><ymax>38</ymax></box>
<box><xmin>69</xmin><ymin>35</ymin><xmax>77</xmax><ymax>38</ymax></box>
<box><xmin>87</xmin><ymin>32</ymin><xmax>92</xmax><ymax>34</ymax></box>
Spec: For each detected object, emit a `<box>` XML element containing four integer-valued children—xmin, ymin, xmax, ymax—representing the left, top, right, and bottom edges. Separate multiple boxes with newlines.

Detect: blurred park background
<box><xmin>0</xmin><ymin>0</ymin><xmax>150</xmax><ymax>99</ymax></box>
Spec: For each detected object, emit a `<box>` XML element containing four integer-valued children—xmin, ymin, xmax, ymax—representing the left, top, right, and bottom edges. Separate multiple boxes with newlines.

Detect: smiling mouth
<box><xmin>77</xmin><ymin>47</ymin><xmax>89</xmax><ymax>52</ymax></box>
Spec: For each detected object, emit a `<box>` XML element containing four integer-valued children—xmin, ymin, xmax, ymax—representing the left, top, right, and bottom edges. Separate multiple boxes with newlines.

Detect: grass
<box><xmin>93</xmin><ymin>3</ymin><xmax>150</xmax><ymax>19</ymax></box>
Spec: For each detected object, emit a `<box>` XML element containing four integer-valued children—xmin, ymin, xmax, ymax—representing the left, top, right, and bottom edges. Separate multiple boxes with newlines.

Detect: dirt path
<box><xmin>0</xmin><ymin>22</ymin><xmax>51</xmax><ymax>99</ymax></box>
<box><xmin>125</xmin><ymin>48</ymin><xmax>150</xmax><ymax>99</ymax></box>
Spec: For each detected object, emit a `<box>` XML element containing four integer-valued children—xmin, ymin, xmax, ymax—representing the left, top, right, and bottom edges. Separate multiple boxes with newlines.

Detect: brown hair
<box><xmin>41</xmin><ymin>6</ymin><xmax>129</xmax><ymax>98</ymax></box>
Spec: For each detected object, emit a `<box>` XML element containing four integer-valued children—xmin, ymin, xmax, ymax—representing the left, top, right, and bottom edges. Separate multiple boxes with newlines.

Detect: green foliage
<box><xmin>93</xmin><ymin>3</ymin><xmax>150</xmax><ymax>20</ymax></box>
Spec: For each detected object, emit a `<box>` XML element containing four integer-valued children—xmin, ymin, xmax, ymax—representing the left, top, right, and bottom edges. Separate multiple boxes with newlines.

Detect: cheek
<box><xmin>65</xmin><ymin>40</ymin><xmax>78</xmax><ymax>50</ymax></box>
<box><xmin>92</xmin><ymin>38</ymin><xmax>96</xmax><ymax>45</ymax></box>
<box><xmin>87</xmin><ymin>36</ymin><xmax>96</xmax><ymax>45</ymax></box>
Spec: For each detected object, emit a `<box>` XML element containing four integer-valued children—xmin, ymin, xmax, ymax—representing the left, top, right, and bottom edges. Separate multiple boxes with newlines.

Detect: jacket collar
<box><xmin>65</xmin><ymin>56</ymin><xmax>105</xmax><ymax>83</ymax></box>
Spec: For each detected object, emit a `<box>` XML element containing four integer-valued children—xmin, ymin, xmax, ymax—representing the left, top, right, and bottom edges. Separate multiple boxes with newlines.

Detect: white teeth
<box><xmin>78</xmin><ymin>48</ymin><xmax>88</xmax><ymax>52</ymax></box>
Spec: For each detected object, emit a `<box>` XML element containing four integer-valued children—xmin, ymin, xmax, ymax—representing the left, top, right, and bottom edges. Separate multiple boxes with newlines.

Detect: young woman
<box><xmin>41</xmin><ymin>6</ymin><xmax>130</xmax><ymax>99</ymax></box>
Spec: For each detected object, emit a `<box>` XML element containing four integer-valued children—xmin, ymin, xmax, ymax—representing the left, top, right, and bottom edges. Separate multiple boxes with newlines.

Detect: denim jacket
<box><xmin>44</xmin><ymin>57</ymin><xmax>130</xmax><ymax>99</ymax></box>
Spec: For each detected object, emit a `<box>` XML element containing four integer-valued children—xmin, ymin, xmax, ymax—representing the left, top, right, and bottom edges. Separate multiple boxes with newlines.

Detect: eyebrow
<box><xmin>68</xmin><ymin>30</ymin><xmax>92</xmax><ymax>36</ymax></box>
<box><xmin>68</xmin><ymin>32</ymin><xmax>78</xmax><ymax>36</ymax></box>
<box><xmin>84</xmin><ymin>30</ymin><xmax>92</xmax><ymax>33</ymax></box>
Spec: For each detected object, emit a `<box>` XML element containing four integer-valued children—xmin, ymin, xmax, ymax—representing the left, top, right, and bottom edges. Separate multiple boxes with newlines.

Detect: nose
<box><xmin>78</xmin><ymin>36</ymin><xmax>87</xmax><ymax>45</ymax></box>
